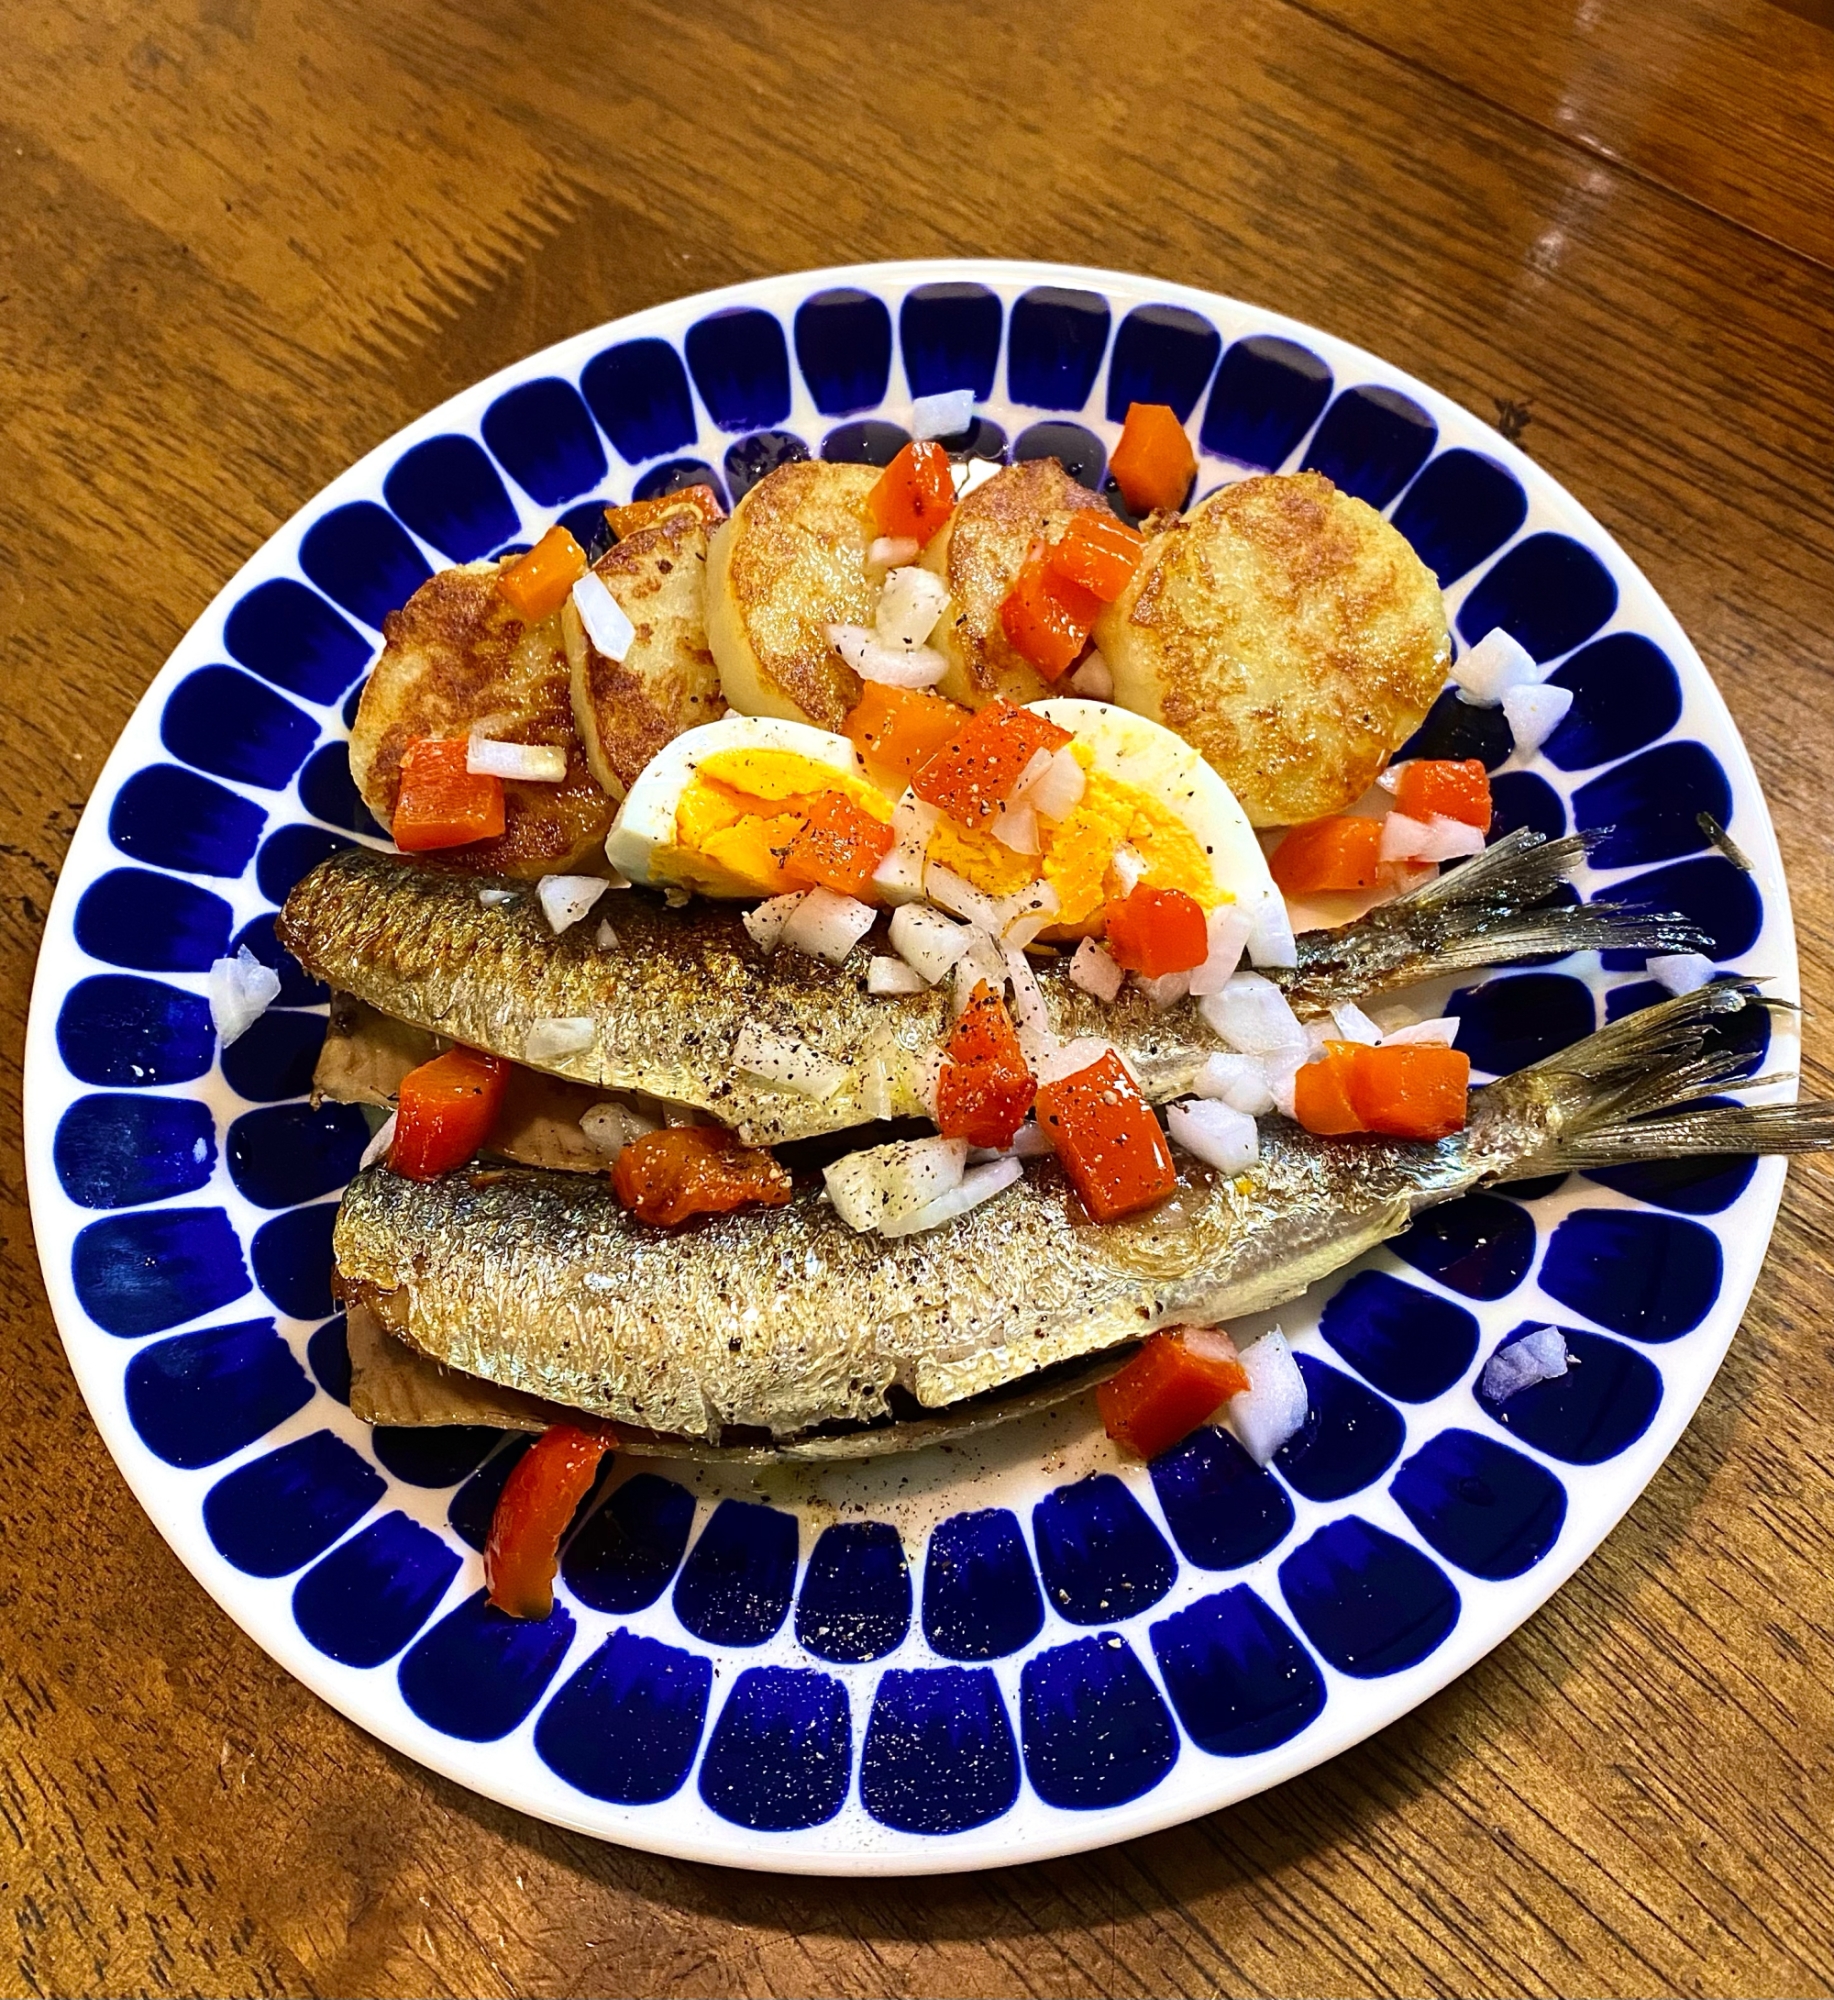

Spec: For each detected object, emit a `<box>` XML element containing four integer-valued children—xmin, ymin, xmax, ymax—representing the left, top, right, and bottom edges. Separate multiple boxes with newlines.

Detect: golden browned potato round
<box><xmin>921</xmin><ymin>458</ymin><xmax>1111</xmax><ymax>708</ymax></box>
<box><xmin>705</xmin><ymin>459</ymin><xmax>879</xmax><ymax>729</ymax></box>
<box><xmin>347</xmin><ymin>561</ymin><xmax>615</xmax><ymax>878</ymax></box>
<box><xmin>1095</xmin><ymin>471</ymin><xmax>1450</xmax><ymax>827</ymax></box>
<box><xmin>563</xmin><ymin>501</ymin><xmax>724</xmax><ymax>801</ymax></box>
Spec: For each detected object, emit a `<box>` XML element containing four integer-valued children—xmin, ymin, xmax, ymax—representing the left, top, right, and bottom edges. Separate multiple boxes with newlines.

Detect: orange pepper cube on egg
<box><xmin>911</xmin><ymin>699</ymin><xmax>1073</xmax><ymax>829</ymax></box>
<box><xmin>1109</xmin><ymin>403</ymin><xmax>1197</xmax><ymax>515</ymax></box>
<box><xmin>1047</xmin><ymin>512</ymin><xmax>1147</xmax><ymax>603</ymax></box>
<box><xmin>391</xmin><ymin>738</ymin><xmax>506</xmax><ymax>852</ymax></box>
<box><xmin>1036</xmin><ymin>1050</ymin><xmax>1178</xmax><ymax>1222</ymax></box>
<box><xmin>496</xmin><ymin>523</ymin><xmax>589</xmax><ymax>624</ymax></box>
<box><xmin>1393</xmin><ymin>758</ymin><xmax>1493</xmax><ymax>831</ymax></box>
<box><xmin>1103</xmin><ymin>884</ymin><xmax>1210</xmax><ymax>977</ymax></box>
<box><xmin>784</xmin><ymin>790</ymin><xmax>894</xmax><ymax>898</ymax></box>
<box><xmin>868</xmin><ymin>440</ymin><xmax>955</xmax><ymax>546</ymax></box>
<box><xmin>1269</xmin><ymin>816</ymin><xmax>1384</xmax><ymax>895</ymax></box>
<box><xmin>843</xmin><ymin>683</ymin><xmax>970</xmax><ymax>783</ymax></box>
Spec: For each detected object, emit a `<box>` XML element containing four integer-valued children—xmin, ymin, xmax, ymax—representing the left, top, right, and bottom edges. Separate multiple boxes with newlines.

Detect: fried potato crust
<box><xmin>705</xmin><ymin>459</ymin><xmax>880</xmax><ymax>728</ymax></box>
<box><xmin>1096</xmin><ymin>472</ymin><xmax>1450</xmax><ymax>826</ymax></box>
<box><xmin>348</xmin><ymin>560</ymin><xmax>614</xmax><ymax>878</ymax></box>
<box><xmin>921</xmin><ymin>458</ymin><xmax>1111</xmax><ymax>708</ymax></box>
<box><xmin>564</xmin><ymin>503</ymin><xmax>724</xmax><ymax>800</ymax></box>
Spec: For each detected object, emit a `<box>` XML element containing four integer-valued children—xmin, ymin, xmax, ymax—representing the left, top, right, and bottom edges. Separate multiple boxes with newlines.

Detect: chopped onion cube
<box><xmin>886</xmin><ymin>1156</ymin><xmax>1023</xmax><ymax>1237</ymax></box>
<box><xmin>828</xmin><ymin>622</ymin><xmax>948</xmax><ymax>688</ymax></box>
<box><xmin>1006</xmin><ymin>746</ymin><xmax>1057</xmax><ymax>804</ymax></box>
<box><xmin>875</xmin><ymin>566</ymin><xmax>952</xmax><ymax>649</ymax></box>
<box><xmin>1225</xmin><ymin>1328</ymin><xmax>1309</xmax><ymax>1465</ymax></box>
<box><xmin>572</xmin><ymin>571</ymin><xmax>636</xmax><ymax>661</ymax></box>
<box><xmin>1304</xmin><ymin>1018</ymin><xmax>1333</xmax><ymax>1058</ymax></box>
<box><xmin>579</xmin><ymin>1102</ymin><xmax>659</xmax><ymax>1158</ymax></box>
<box><xmin>743</xmin><ymin>892</ymin><xmax>805</xmax><ymax>954</ymax></box>
<box><xmin>782</xmin><ymin>887</ymin><xmax>877</xmax><ymax>965</ymax></box>
<box><xmin>867</xmin><ymin>535</ymin><xmax>922</xmax><ymax>570</ymax></box>
<box><xmin>868</xmin><ymin>954</ymin><xmax>927</xmax><ymax>996</ymax></box>
<box><xmin>925</xmin><ymin>863</ymin><xmax>1004</xmax><ymax>935</ymax></box>
<box><xmin>1380</xmin><ymin>1015</ymin><xmax>1460</xmax><ymax>1047</ymax></box>
<box><xmin>1330</xmin><ymin>1000</ymin><xmax>1383</xmax><ymax>1045</ymax></box>
<box><xmin>208</xmin><ymin>944</ymin><xmax>281</xmax><ymax>1048</ymax></box>
<box><xmin>1067</xmin><ymin>652</ymin><xmax>1114</xmax><ymax>700</ymax></box>
<box><xmin>994</xmin><ymin>878</ymin><xmax>1060</xmax><ymax>943</ymax></box>
<box><xmin>1379</xmin><ymin>811</ymin><xmax>1487</xmax><ymax>865</ymax></box>
<box><xmin>1377</xmin><ymin>764</ymin><xmax>1405</xmax><ymax>793</ymax></box>
<box><xmin>735</xmin><ymin>1024</ymin><xmax>849</xmax><ymax>1098</ymax></box>
<box><xmin>871</xmin><ymin>830</ymin><xmax>927</xmax><ymax>904</ymax></box>
<box><xmin>477</xmin><ymin>886</ymin><xmax>517</xmax><ymax>907</ymax></box>
<box><xmin>910</xmin><ymin>387</ymin><xmax>975</xmax><ymax>439</ymax></box>
<box><xmin>1168</xmin><ymin>1098</ymin><xmax>1259</xmax><ymax>1174</ymax></box>
<box><xmin>1021</xmin><ymin>745</ymin><xmax>1087</xmax><ymax>821</ymax></box>
<box><xmin>594</xmin><ymin>917</ymin><xmax>620</xmax><ymax>950</ymax></box>
<box><xmin>1193</xmin><ymin>1050</ymin><xmax>1278</xmax><ymax>1116</ymax></box>
<box><xmin>466</xmin><ymin>735</ymin><xmax>567</xmax><ymax>782</ymax></box>
<box><xmin>1070</xmin><ymin>937</ymin><xmax>1125</xmax><ymax>1003</ymax></box>
<box><xmin>825</xmin><ymin>1135</ymin><xmax>969</xmax><ymax>1233</ymax></box>
<box><xmin>538</xmin><ymin>874</ymin><xmax>610</xmax><ymax>934</ymax></box>
<box><xmin>1200</xmin><ymin>970</ymin><xmax>1308</xmax><ymax>1057</ymax></box>
<box><xmin>1245</xmin><ymin>892</ymin><xmax>1299</xmax><ymax>970</ymax></box>
<box><xmin>1454</xmin><ymin>626</ymin><xmax>1540</xmax><ymax>706</ymax></box>
<box><xmin>1003</xmin><ymin>943</ymin><xmax>1054</xmax><ymax>1063</ymax></box>
<box><xmin>1188</xmin><ymin>901</ymin><xmax>1255</xmax><ymax>996</ymax></box>
<box><xmin>1480</xmin><ymin>1327</ymin><xmax>1570</xmax><ymax>1403</ymax></box>
<box><xmin>956</xmin><ymin>458</ymin><xmax>1001</xmax><ymax>498</ymax></box>
<box><xmin>1501</xmin><ymin>681</ymin><xmax>1575</xmax><ymax>754</ymax></box>
<box><xmin>525</xmin><ymin>1015</ymin><xmax>596</xmax><ymax>1061</ymax></box>
<box><xmin>1649</xmin><ymin>951</ymin><xmax>1717</xmax><ymax>995</ymax></box>
<box><xmin>889</xmin><ymin>902</ymin><xmax>972</xmax><ymax>984</ymax></box>
<box><xmin>992</xmin><ymin>800</ymin><xmax>1040</xmax><ymax>854</ymax></box>
<box><xmin>359</xmin><ymin>1110</ymin><xmax>397</xmax><ymax>1171</ymax></box>
<box><xmin>1109</xmin><ymin>845</ymin><xmax>1145</xmax><ymax>895</ymax></box>
<box><xmin>1135</xmin><ymin>970</ymin><xmax>1192</xmax><ymax>1009</ymax></box>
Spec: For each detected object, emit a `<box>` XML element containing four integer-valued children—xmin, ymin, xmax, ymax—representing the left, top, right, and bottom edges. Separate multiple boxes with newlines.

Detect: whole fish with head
<box><xmin>282</xmin><ymin>830</ymin><xmax>1709</xmax><ymax>1146</ymax></box>
<box><xmin>332</xmin><ymin>982</ymin><xmax>1833</xmax><ymax>1450</ymax></box>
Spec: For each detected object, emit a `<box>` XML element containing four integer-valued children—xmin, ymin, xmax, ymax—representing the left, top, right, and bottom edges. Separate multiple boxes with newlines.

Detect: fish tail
<box><xmin>1280</xmin><ymin>829</ymin><xmax>1712</xmax><ymax>1011</ymax></box>
<box><xmin>1476</xmin><ymin>980</ymin><xmax>1834</xmax><ymax>1172</ymax></box>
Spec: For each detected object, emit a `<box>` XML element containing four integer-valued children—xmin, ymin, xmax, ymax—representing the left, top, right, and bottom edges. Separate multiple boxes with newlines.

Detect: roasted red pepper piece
<box><xmin>496</xmin><ymin>523</ymin><xmax>588</xmax><ymax>623</ymax></box>
<box><xmin>1102</xmin><ymin>883</ymin><xmax>1210</xmax><ymax>976</ymax></box>
<box><xmin>1035</xmin><ymin>1049</ymin><xmax>1177</xmax><ymax>1221</ymax></box>
<box><xmin>867</xmin><ymin>440</ymin><xmax>955</xmax><ymax>546</ymax></box>
<box><xmin>1269</xmin><ymin>817</ymin><xmax>1384</xmax><ymax>895</ymax></box>
<box><xmin>1292</xmin><ymin>1041</ymin><xmax>1366</xmax><ymax>1136</ymax></box>
<box><xmin>1349</xmin><ymin>1043</ymin><xmax>1472</xmax><ymax>1140</ymax></box>
<box><xmin>911</xmin><ymin>699</ymin><xmax>1074</xmax><ymax>829</ymax></box>
<box><xmin>1098</xmin><ymin>1329</ymin><xmax>1251</xmax><ymax>1459</ymax></box>
<box><xmin>389</xmin><ymin>1046</ymin><xmax>510</xmax><ymax>1178</ymax></box>
<box><xmin>1047</xmin><ymin>511</ymin><xmax>1147</xmax><ymax>602</ymax></box>
<box><xmin>784</xmin><ymin>789</ymin><xmax>895</xmax><ymax>898</ymax></box>
<box><xmin>485</xmin><ymin>1424</ymin><xmax>611</xmax><ymax>1619</ymax></box>
<box><xmin>611</xmin><ymin>1126</ymin><xmax>793</xmax><ymax>1225</ymax></box>
<box><xmin>1108</xmin><ymin>402</ymin><xmax>1197</xmax><ymax>514</ymax></box>
<box><xmin>1393</xmin><ymin>758</ymin><xmax>1492</xmax><ymax>831</ymax></box>
<box><xmin>999</xmin><ymin>547</ymin><xmax>1100</xmax><ymax>680</ymax></box>
<box><xmin>391</xmin><ymin>738</ymin><xmax>506</xmax><ymax>852</ymax></box>
<box><xmin>935</xmin><ymin>982</ymin><xmax>1037</xmax><ymax>1148</ymax></box>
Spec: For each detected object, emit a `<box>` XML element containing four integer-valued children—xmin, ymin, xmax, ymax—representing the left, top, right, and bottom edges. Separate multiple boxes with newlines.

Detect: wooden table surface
<box><xmin>6</xmin><ymin>0</ymin><xmax>1834</xmax><ymax>1992</ymax></box>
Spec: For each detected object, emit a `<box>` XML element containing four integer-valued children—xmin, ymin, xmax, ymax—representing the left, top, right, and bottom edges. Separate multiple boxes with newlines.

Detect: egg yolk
<box><xmin>662</xmin><ymin>748</ymin><xmax>892</xmax><ymax>896</ymax></box>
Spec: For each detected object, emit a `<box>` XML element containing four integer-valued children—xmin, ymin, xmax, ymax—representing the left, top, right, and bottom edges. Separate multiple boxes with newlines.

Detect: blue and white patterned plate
<box><xmin>23</xmin><ymin>261</ymin><xmax>1799</xmax><ymax>1874</ymax></box>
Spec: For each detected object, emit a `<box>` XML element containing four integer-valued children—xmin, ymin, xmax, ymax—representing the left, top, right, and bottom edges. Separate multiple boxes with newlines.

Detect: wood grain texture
<box><xmin>4</xmin><ymin>0</ymin><xmax>1833</xmax><ymax>1992</ymax></box>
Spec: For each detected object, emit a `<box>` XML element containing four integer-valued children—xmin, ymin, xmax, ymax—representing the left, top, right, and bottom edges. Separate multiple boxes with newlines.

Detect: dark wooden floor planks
<box><xmin>3</xmin><ymin>0</ymin><xmax>1832</xmax><ymax>1992</ymax></box>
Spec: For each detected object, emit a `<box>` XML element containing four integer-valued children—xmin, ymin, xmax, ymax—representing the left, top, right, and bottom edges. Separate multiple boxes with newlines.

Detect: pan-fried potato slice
<box><xmin>1096</xmin><ymin>472</ymin><xmax>1450</xmax><ymax>827</ymax></box>
<box><xmin>348</xmin><ymin>561</ymin><xmax>616</xmax><ymax>877</ymax></box>
<box><xmin>921</xmin><ymin>457</ymin><xmax>1112</xmax><ymax>708</ymax></box>
<box><xmin>705</xmin><ymin>459</ymin><xmax>879</xmax><ymax>729</ymax></box>
<box><xmin>563</xmin><ymin>503</ymin><xmax>724</xmax><ymax>800</ymax></box>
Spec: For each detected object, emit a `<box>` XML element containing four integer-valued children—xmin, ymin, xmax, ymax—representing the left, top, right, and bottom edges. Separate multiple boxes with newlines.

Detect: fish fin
<box><xmin>1280</xmin><ymin>828</ymin><xmax>1713</xmax><ymax>1010</ymax></box>
<box><xmin>1479</xmin><ymin>980</ymin><xmax>1834</xmax><ymax>1172</ymax></box>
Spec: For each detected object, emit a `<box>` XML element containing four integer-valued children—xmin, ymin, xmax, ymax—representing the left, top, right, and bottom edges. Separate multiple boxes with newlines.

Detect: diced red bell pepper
<box><xmin>868</xmin><ymin>440</ymin><xmax>955</xmax><ymax>546</ymax></box>
<box><xmin>496</xmin><ymin>523</ymin><xmax>589</xmax><ymax>624</ymax></box>
<box><xmin>485</xmin><ymin>1424</ymin><xmax>611</xmax><ymax>1620</ymax></box>
<box><xmin>946</xmin><ymin>981</ymin><xmax>1028</xmax><ymax>1069</ymax></box>
<box><xmin>389</xmin><ymin>1046</ymin><xmax>510</xmax><ymax>1179</ymax></box>
<box><xmin>1098</xmin><ymin>1328</ymin><xmax>1251</xmax><ymax>1459</ymax></box>
<box><xmin>911</xmin><ymin>699</ymin><xmax>1074</xmax><ymax>829</ymax></box>
<box><xmin>1292</xmin><ymin>1041</ymin><xmax>1366</xmax><ymax>1136</ymax></box>
<box><xmin>1349</xmin><ymin>1043</ymin><xmax>1472</xmax><ymax>1140</ymax></box>
<box><xmin>1108</xmin><ymin>403</ymin><xmax>1197</xmax><ymax>514</ymax></box>
<box><xmin>999</xmin><ymin>547</ymin><xmax>1100</xmax><ymax>681</ymax></box>
<box><xmin>392</xmin><ymin>737</ymin><xmax>506</xmax><ymax>852</ymax></box>
<box><xmin>1393</xmin><ymin>758</ymin><xmax>1492</xmax><ymax>831</ymax></box>
<box><xmin>612</xmin><ymin>1126</ymin><xmax>793</xmax><ymax>1226</ymax></box>
<box><xmin>1269</xmin><ymin>816</ymin><xmax>1384</xmax><ymax>895</ymax></box>
<box><xmin>1035</xmin><ymin>1049</ymin><xmax>1177</xmax><ymax>1222</ymax></box>
<box><xmin>785</xmin><ymin>790</ymin><xmax>895</xmax><ymax>898</ymax></box>
<box><xmin>1047</xmin><ymin>512</ymin><xmax>1147</xmax><ymax>602</ymax></box>
<box><xmin>1102</xmin><ymin>884</ymin><xmax>1209</xmax><ymax>977</ymax></box>
<box><xmin>936</xmin><ymin>981</ymin><xmax>1037</xmax><ymax>1148</ymax></box>
<box><xmin>843</xmin><ymin>683</ymin><xmax>971</xmax><ymax>782</ymax></box>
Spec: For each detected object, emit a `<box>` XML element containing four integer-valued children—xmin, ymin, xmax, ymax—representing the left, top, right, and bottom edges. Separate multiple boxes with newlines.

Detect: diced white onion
<box><xmin>661</xmin><ymin>1102</ymin><xmax>707</xmax><ymax>1126</ymax></box>
<box><xmin>743</xmin><ymin>892</ymin><xmax>805</xmax><ymax>954</ymax></box>
<box><xmin>1225</xmin><ymin>1328</ymin><xmax>1309</xmax><ymax>1465</ymax></box>
<box><xmin>1067</xmin><ymin>652</ymin><xmax>1114</xmax><ymax>700</ymax></box>
<box><xmin>889</xmin><ymin>902</ymin><xmax>973</xmax><ymax>984</ymax></box>
<box><xmin>1453</xmin><ymin>626</ymin><xmax>1540</xmax><ymax>706</ymax></box>
<box><xmin>1330</xmin><ymin>1000</ymin><xmax>1383</xmax><ymax>1045</ymax></box>
<box><xmin>1070</xmin><ymin>937</ymin><xmax>1125</xmax><ymax>1003</ymax></box>
<box><xmin>1379</xmin><ymin>812</ymin><xmax>1487</xmax><ymax>865</ymax></box>
<box><xmin>886</xmin><ymin>1156</ymin><xmax>1023</xmax><ymax>1237</ymax></box>
<box><xmin>1500</xmin><ymin>680</ymin><xmax>1575</xmax><ymax>755</ymax></box>
<box><xmin>1109</xmin><ymin>845</ymin><xmax>1145</xmax><ymax>895</ymax></box>
<box><xmin>1181</xmin><ymin>1326</ymin><xmax>1243</xmax><ymax>1370</ymax></box>
<box><xmin>993</xmin><ymin>879</ymin><xmax>1060</xmax><ymax>947</ymax></box>
<box><xmin>1003</xmin><ymin>944</ymin><xmax>1054</xmax><ymax>1063</ymax></box>
<box><xmin>1021</xmin><ymin>746</ymin><xmax>1087</xmax><ymax>821</ymax></box>
<box><xmin>824</xmin><ymin>1135</ymin><xmax>969</xmax><ymax>1233</ymax></box>
<box><xmin>871</xmin><ymin>833</ymin><xmax>927</xmax><ymax>905</ymax></box>
<box><xmin>359</xmin><ymin>1110</ymin><xmax>397</xmax><ymax>1171</ymax></box>
<box><xmin>1006</xmin><ymin>747</ymin><xmax>1056</xmax><ymax>803</ymax></box>
<box><xmin>477</xmin><ymin>885</ymin><xmax>517</xmax><ymax>907</ymax></box>
<box><xmin>1376</xmin><ymin>764</ymin><xmax>1405</xmax><ymax>793</ymax></box>
<box><xmin>208</xmin><ymin>944</ymin><xmax>281</xmax><ymax>1048</ymax></box>
<box><xmin>1188</xmin><ymin>901</ymin><xmax>1255</xmax><ymax>997</ymax></box>
<box><xmin>867</xmin><ymin>535</ymin><xmax>922</xmax><ymax>570</ymax></box>
<box><xmin>572</xmin><ymin>572</ymin><xmax>636</xmax><ymax>661</ymax></box>
<box><xmin>992</xmin><ymin>800</ymin><xmax>1040</xmax><ymax>854</ymax></box>
<box><xmin>1480</xmin><ymin>1327</ymin><xmax>1570</xmax><ymax>1403</ymax></box>
<box><xmin>525</xmin><ymin>1015</ymin><xmax>595</xmax><ymax>1061</ymax></box>
<box><xmin>1649</xmin><ymin>951</ymin><xmax>1717</xmax><ymax>995</ymax></box>
<box><xmin>1305</xmin><ymin>1018</ymin><xmax>1333</xmax><ymax>1058</ymax></box>
<box><xmin>734</xmin><ymin>1024</ymin><xmax>849</xmax><ymax>1098</ymax></box>
<box><xmin>828</xmin><ymin>622</ymin><xmax>948</xmax><ymax>688</ymax></box>
<box><xmin>1245</xmin><ymin>892</ymin><xmax>1299</xmax><ymax>970</ymax></box>
<box><xmin>595</xmin><ymin>918</ymin><xmax>619</xmax><ymax>950</ymax></box>
<box><xmin>466</xmin><ymin>735</ymin><xmax>567</xmax><ymax>782</ymax></box>
<box><xmin>1200</xmin><ymin>970</ymin><xmax>1308</xmax><ymax>1057</ymax></box>
<box><xmin>1136</xmin><ymin>970</ymin><xmax>1192</xmax><ymax>1009</ymax></box>
<box><xmin>925</xmin><ymin>863</ymin><xmax>1004</xmax><ymax>935</ymax></box>
<box><xmin>782</xmin><ymin>887</ymin><xmax>877</xmax><ymax>965</ymax></box>
<box><xmin>875</xmin><ymin>566</ymin><xmax>952</xmax><ymax>650</ymax></box>
<box><xmin>579</xmin><ymin>1102</ymin><xmax>658</xmax><ymax>1158</ymax></box>
<box><xmin>1168</xmin><ymin>1098</ymin><xmax>1259</xmax><ymax>1175</ymax></box>
<box><xmin>1008</xmin><ymin>1119</ymin><xmax>1054</xmax><ymax>1158</ymax></box>
<box><xmin>1193</xmin><ymin>1050</ymin><xmax>1278</xmax><ymax>1116</ymax></box>
<box><xmin>1380</xmin><ymin>1016</ymin><xmax>1460</xmax><ymax>1047</ymax></box>
<box><xmin>537</xmin><ymin>874</ymin><xmax>610</xmax><ymax>934</ymax></box>
<box><xmin>868</xmin><ymin>954</ymin><xmax>927</xmax><ymax>996</ymax></box>
<box><xmin>910</xmin><ymin>388</ymin><xmax>975</xmax><ymax>439</ymax></box>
